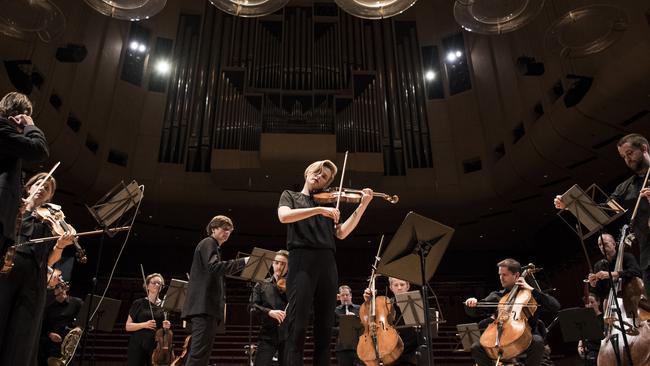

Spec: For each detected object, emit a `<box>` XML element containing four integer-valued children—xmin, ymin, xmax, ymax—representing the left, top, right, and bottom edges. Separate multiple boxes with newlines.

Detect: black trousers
<box><xmin>336</xmin><ymin>349</ymin><xmax>364</xmax><ymax>366</ymax></box>
<box><xmin>254</xmin><ymin>333</ymin><xmax>284</xmax><ymax>366</ymax></box>
<box><xmin>471</xmin><ymin>334</ymin><xmax>545</xmax><ymax>366</ymax></box>
<box><xmin>127</xmin><ymin>332</ymin><xmax>156</xmax><ymax>366</ymax></box>
<box><xmin>186</xmin><ymin>314</ymin><xmax>220</xmax><ymax>366</ymax></box>
<box><xmin>284</xmin><ymin>248</ymin><xmax>338</xmax><ymax>366</ymax></box>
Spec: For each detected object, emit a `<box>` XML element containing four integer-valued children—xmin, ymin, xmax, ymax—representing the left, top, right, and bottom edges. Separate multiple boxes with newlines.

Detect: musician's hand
<box><xmin>48</xmin><ymin>332</ymin><xmax>63</xmax><ymax>343</ymax></box>
<box><xmin>268</xmin><ymin>310</ymin><xmax>286</xmax><ymax>324</ymax></box>
<box><xmin>163</xmin><ymin>320</ymin><xmax>171</xmax><ymax>329</ymax></box>
<box><xmin>588</xmin><ymin>273</ymin><xmax>598</xmax><ymax>287</ymax></box>
<box><xmin>641</xmin><ymin>187</ymin><xmax>650</xmax><ymax>203</ymax></box>
<box><xmin>56</xmin><ymin>232</ymin><xmax>75</xmax><ymax>248</ymax></box>
<box><xmin>577</xmin><ymin>340</ymin><xmax>585</xmax><ymax>357</ymax></box>
<box><xmin>363</xmin><ymin>288</ymin><xmax>373</xmax><ymax>302</ymax></box>
<box><xmin>553</xmin><ymin>195</ymin><xmax>566</xmax><ymax>209</ymax></box>
<box><xmin>360</xmin><ymin>188</ymin><xmax>374</xmax><ymax>206</ymax></box>
<box><xmin>244</xmin><ymin>256</ymin><xmax>250</xmax><ymax>265</ymax></box>
<box><xmin>595</xmin><ymin>271</ymin><xmax>611</xmax><ymax>280</ymax></box>
<box><xmin>320</xmin><ymin>207</ymin><xmax>340</xmax><ymax>223</ymax></box>
<box><xmin>464</xmin><ymin>297</ymin><xmax>478</xmax><ymax>308</ymax></box>
<box><xmin>516</xmin><ymin>277</ymin><xmax>534</xmax><ymax>291</ymax></box>
<box><xmin>142</xmin><ymin>320</ymin><xmax>157</xmax><ymax>330</ymax></box>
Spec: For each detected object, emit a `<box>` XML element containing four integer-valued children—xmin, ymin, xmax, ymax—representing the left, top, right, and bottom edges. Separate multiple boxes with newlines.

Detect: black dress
<box><xmin>127</xmin><ymin>297</ymin><xmax>165</xmax><ymax>366</ymax></box>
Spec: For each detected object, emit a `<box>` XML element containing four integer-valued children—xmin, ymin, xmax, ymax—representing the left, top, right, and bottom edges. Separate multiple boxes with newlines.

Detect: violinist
<box><xmin>126</xmin><ymin>273</ymin><xmax>171</xmax><ymax>366</ymax></box>
<box><xmin>0</xmin><ymin>91</ymin><xmax>49</xmax><ymax>252</ymax></box>
<box><xmin>250</xmin><ymin>249</ymin><xmax>289</xmax><ymax>366</ymax></box>
<box><xmin>277</xmin><ymin>159</ymin><xmax>373</xmax><ymax>366</ymax></box>
<box><xmin>577</xmin><ymin>293</ymin><xmax>603</xmax><ymax>366</ymax></box>
<box><xmin>38</xmin><ymin>280</ymin><xmax>83</xmax><ymax>366</ymax></box>
<box><xmin>588</xmin><ymin>233</ymin><xmax>643</xmax><ymax>302</ymax></box>
<box><xmin>0</xmin><ymin>172</ymin><xmax>74</xmax><ymax>365</ymax></box>
<box><xmin>334</xmin><ymin>285</ymin><xmax>362</xmax><ymax>366</ymax></box>
<box><xmin>363</xmin><ymin>277</ymin><xmax>421</xmax><ymax>365</ymax></box>
<box><xmin>464</xmin><ymin>259</ymin><xmax>560</xmax><ymax>366</ymax></box>
<box><xmin>555</xmin><ymin>133</ymin><xmax>650</xmax><ymax>298</ymax></box>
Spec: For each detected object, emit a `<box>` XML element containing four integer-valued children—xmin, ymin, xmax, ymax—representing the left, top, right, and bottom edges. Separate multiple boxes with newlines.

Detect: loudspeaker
<box><xmin>56</xmin><ymin>44</ymin><xmax>88</xmax><ymax>63</ymax></box>
<box><xmin>563</xmin><ymin>75</ymin><xmax>593</xmax><ymax>108</ymax></box>
<box><xmin>516</xmin><ymin>56</ymin><xmax>545</xmax><ymax>76</ymax></box>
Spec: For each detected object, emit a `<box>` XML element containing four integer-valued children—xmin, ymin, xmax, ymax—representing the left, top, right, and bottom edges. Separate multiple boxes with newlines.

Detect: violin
<box><xmin>313</xmin><ymin>187</ymin><xmax>399</xmax><ymax>205</ymax></box>
<box><xmin>479</xmin><ymin>264</ymin><xmax>538</xmax><ymax>362</ymax></box>
<box><xmin>170</xmin><ymin>335</ymin><xmax>191</xmax><ymax>366</ymax></box>
<box><xmin>34</xmin><ymin>204</ymin><xmax>87</xmax><ymax>263</ymax></box>
<box><xmin>152</xmin><ymin>310</ymin><xmax>175</xmax><ymax>366</ymax></box>
<box><xmin>276</xmin><ymin>276</ymin><xmax>287</xmax><ymax>293</ymax></box>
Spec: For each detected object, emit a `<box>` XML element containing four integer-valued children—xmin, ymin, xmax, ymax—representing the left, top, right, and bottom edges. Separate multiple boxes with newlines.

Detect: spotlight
<box><xmin>425</xmin><ymin>70</ymin><xmax>436</xmax><ymax>81</ymax></box>
<box><xmin>130</xmin><ymin>41</ymin><xmax>139</xmax><ymax>51</ymax></box>
<box><xmin>138</xmin><ymin>44</ymin><xmax>147</xmax><ymax>53</ymax></box>
<box><xmin>154</xmin><ymin>60</ymin><xmax>171</xmax><ymax>75</ymax></box>
<box><xmin>455</xmin><ymin>50</ymin><xmax>462</xmax><ymax>57</ymax></box>
<box><xmin>446</xmin><ymin>52</ymin><xmax>457</xmax><ymax>63</ymax></box>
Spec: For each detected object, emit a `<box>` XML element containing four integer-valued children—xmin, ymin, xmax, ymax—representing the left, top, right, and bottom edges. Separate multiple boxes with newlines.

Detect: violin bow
<box><xmin>24</xmin><ymin>161</ymin><xmax>60</xmax><ymax>205</ymax></box>
<box><xmin>334</xmin><ymin>151</ymin><xmax>349</xmax><ymax>216</ymax></box>
<box><xmin>139</xmin><ymin>264</ymin><xmax>156</xmax><ymax>320</ymax></box>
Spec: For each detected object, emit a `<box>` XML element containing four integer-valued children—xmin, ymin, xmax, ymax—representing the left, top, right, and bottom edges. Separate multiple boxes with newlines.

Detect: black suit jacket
<box><xmin>250</xmin><ymin>277</ymin><xmax>288</xmax><ymax>338</ymax></box>
<box><xmin>0</xmin><ymin>117</ymin><xmax>49</xmax><ymax>240</ymax></box>
<box><xmin>181</xmin><ymin>236</ymin><xmax>245</xmax><ymax>321</ymax></box>
<box><xmin>334</xmin><ymin>303</ymin><xmax>361</xmax><ymax>351</ymax></box>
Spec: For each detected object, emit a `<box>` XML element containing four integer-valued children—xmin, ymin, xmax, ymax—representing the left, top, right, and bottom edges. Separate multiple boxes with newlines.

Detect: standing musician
<box><xmin>464</xmin><ymin>259</ymin><xmax>560</xmax><ymax>366</ymax></box>
<box><xmin>588</xmin><ymin>233</ymin><xmax>642</xmax><ymax>302</ymax></box>
<box><xmin>181</xmin><ymin>215</ymin><xmax>248</xmax><ymax>366</ymax></box>
<box><xmin>0</xmin><ymin>173</ymin><xmax>75</xmax><ymax>365</ymax></box>
<box><xmin>277</xmin><ymin>159</ymin><xmax>373</xmax><ymax>366</ymax></box>
<box><xmin>577</xmin><ymin>293</ymin><xmax>603</xmax><ymax>366</ymax></box>
<box><xmin>334</xmin><ymin>285</ymin><xmax>363</xmax><ymax>366</ymax></box>
<box><xmin>555</xmin><ymin>133</ymin><xmax>650</xmax><ymax>298</ymax></box>
<box><xmin>250</xmin><ymin>249</ymin><xmax>289</xmax><ymax>366</ymax></box>
<box><xmin>38</xmin><ymin>280</ymin><xmax>83</xmax><ymax>366</ymax></box>
<box><xmin>0</xmin><ymin>91</ymin><xmax>49</xmax><ymax>252</ymax></box>
<box><xmin>363</xmin><ymin>277</ymin><xmax>421</xmax><ymax>365</ymax></box>
<box><xmin>126</xmin><ymin>273</ymin><xmax>171</xmax><ymax>366</ymax></box>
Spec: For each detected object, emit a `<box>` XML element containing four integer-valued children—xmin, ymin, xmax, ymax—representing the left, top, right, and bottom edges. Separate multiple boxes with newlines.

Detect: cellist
<box><xmin>464</xmin><ymin>259</ymin><xmax>560</xmax><ymax>366</ymax></box>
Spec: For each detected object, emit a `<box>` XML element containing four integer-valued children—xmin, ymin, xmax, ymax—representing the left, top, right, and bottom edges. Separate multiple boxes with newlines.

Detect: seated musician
<box><xmin>464</xmin><ymin>258</ymin><xmax>560</xmax><ymax>366</ymax></box>
<box><xmin>588</xmin><ymin>233</ymin><xmax>643</xmax><ymax>303</ymax></box>
<box><xmin>577</xmin><ymin>293</ymin><xmax>603</xmax><ymax>366</ymax></box>
<box><xmin>334</xmin><ymin>285</ymin><xmax>363</xmax><ymax>366</ymax></box>
<box><xmin>364</xmin><ymin>277</ymin><xmax>422</xmax><ymax>365</ymax></box>
<box><xmin>250</xmin><ymin>249</ymin><xmax>289</xmax><ymax>366</ymax></box>
<box><xmin>38</xmin><ymin>279</ymin><xmax>83</xmax><ymax>366</ymax></box>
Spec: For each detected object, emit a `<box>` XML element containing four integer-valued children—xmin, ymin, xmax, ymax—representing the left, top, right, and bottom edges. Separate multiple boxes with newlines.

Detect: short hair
<box><xmin>205</xmin><ymin>215</ymin><xmax>233</xmax><ymax>235</ymax></box>
<box><xmin>388</xmin><ymin>277</ymin><xmax>410</xmax><ymax>287</ymax></box>
<box><xmin>338</xmin><ymin>285</ymin><xmax>351</xmax><ymax>293</ymax></box>
<box><xmin>497</xmin><ymin>258</ymin><xmax>521</xmax><ymax>275</ymax></box>
<box><xmin>617</xmin><ymin>133</ymin><xmax>649</xmax><ymax>150</ymax></box>
<box><xmin>597</xmin><ymin>233</ymin><xmax>614</xmax><ymax>247</ymax></box>
<box><xmin>304</xmin><ymin>160</ymin><xmax>338</xmax><ymax>187</ymax></box>
<box><xmin>276</xmin><ymin>249</ymin><xmax>289</xmax><ymax>260</ymax></box>
<box><xmin>24</xmin><ymin>172</ymin><xmax>57</xmax><ymax>200</ymax></box>
<box><xmin>143</xmin><ymin>273</ymin><xmax>165</xmax><ymax>290</ymax></box>
<box><xmin>0</xmin><ymin>92</ymin><xmax>33</xmax><ymax>118</ymax></box>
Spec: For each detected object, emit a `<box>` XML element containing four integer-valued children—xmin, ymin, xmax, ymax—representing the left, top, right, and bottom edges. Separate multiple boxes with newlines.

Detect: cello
<box><xmin>357</xmin><ymin>237</ymin><xmax>404</xmax><ymax>365</ymax></box>
<box><xmin>479</xmin><ymin>265</ymin><xmax>539</xmax><ymax>363</ymax></box>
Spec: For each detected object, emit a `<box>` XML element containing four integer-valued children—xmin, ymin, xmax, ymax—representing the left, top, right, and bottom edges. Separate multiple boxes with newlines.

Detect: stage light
<box><xmin>130</xmin><ymin>41</ymin><xmax>139</xmax><ymax>51</ymax></box>
<box><xmin>455</xmin><ymin>50</ymin><xmax>462</xmax><ymax>57</ymax></box>
<box><xmin>154</xmin><ymin>60</ymin><xmax>171</xmax><ymax>75</ymax></box>
<box><xmin>425</xmin><ymin>70</ymin><xmax>436</xmax><ymax>81</ymax></box>
<box><xmin>446</xmin><ymin>52</ymin><xmax>457</xmax><ymax>63</ymax></box>
<box><xmin>138</xmin><ymin>44</ymin><xmax>147</xmax><ymax>53</ymax></box>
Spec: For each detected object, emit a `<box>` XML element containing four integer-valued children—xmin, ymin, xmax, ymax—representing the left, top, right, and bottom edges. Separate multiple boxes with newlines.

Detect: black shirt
<box><xmin>591</xmin><ymin>252</ymin><xmax>642</xmax><ymax>300</ymax></box>
<box><xmin>128</xmin><ymin>297</ymin><xmax>165</xmax><ymax>343</ymax></box>
<box><xmin>42</xmin><ymin>296</ymin><xmax>83</xmax><ymax>337</ymax></box>
<box><xmin>611</xmin><ymin>174</ymin><xmax>650</xmax><ymax>268</ymax></box>
<box><xmin>278</xmin><ymin>190</ymin><xmax>335</xmax><ymax>251</ymax></box>
<box><xmin>251</xmin><ymin>277</ymin><xmax>288</xmax><ymax>335</ymax></box>
<box><xmin>16</xmin><ymin>211</ymin><xmax>54</xmax><ymax>271</ymax></box>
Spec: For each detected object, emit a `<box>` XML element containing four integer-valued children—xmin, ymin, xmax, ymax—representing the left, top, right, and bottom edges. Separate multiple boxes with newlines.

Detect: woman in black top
<box><xmin>126</xmin><ymin>273</ymin><xmax>170</xmax><ymax>366</ymax></box>
<box><xmin>0</xmin><ymin>172</ymin><xmax>75</xmax><ymax>365</ymax></box>
<box><xmin>278</xmin><ymin>159</ymin><xmax>374</xmax><ymax>366</ymax></box>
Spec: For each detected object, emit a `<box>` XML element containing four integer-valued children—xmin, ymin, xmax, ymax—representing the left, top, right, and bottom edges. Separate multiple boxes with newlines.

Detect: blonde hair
<box><xmin>0</xmin><ymin>92</ymin><xmax>32</xmax><ymax>118</ymax></box>
<box><xmin>143</xmin><ymin>273</ymin><xmax>165</xmax><ymax>291</ymax></box>
<box><xmin>304</xmin><ymin>160</ymin><xmax>338</xmax><ymax>187</ymax></box>
<box><xmin>24</xmin><ymin>172</ymin><xmax>57</xmax><ymax>201</ymax></box>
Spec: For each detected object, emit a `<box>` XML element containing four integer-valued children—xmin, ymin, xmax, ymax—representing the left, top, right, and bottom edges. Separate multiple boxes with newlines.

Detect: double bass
<box><xmin>356</xmin><ymin>238</ymin><xmax>403</xmax><ymax>365</ymax></box>
<box><xmin>479</xmin><ymin>265</ymin><xmax>539</xmax><ymax>363</ymax></box>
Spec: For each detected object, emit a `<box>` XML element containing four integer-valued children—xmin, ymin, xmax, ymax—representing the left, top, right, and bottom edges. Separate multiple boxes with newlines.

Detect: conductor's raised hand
<box><xmin>553</xmin><ymin>195</ymin><xmax>566</xmax><ymax>209</ymax></box>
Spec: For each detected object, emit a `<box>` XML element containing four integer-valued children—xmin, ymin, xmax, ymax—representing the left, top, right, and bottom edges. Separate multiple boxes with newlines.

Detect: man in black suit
<box><xmin>0</xmin><ymin>92</ymin><xmax>49</xmax><ymax>251</ymax></box>
<box><xmin>181</xmin><ymin>215</ymin><xmax>248</xmax><ymax>366</ymax></box>
<box><xmin>250</xmin><ymin>250</ymin><xmax>289</xmax><ymax>366</ymax></box>
<box><xmin>334</xmin><ymin>285</ymin><xmax>363</xmax><ymax>366</ymax></box>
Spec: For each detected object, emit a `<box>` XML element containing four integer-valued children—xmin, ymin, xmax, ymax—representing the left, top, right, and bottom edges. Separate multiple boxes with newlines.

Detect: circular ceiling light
<box><xmin>208</xmin><ymin>0</ymin><xmax>290</xmax><ymax>18</ymax></box>
<box><xmin>0</xmin><ymin>0</ymin><xmax>65</xmax><ymax>41</ymax></box>
<box><xmin>84</xmin><ymin>0</ymin><xmax>167</xmax><ymax>21</ymax></box>
<box><xmin>454</xmin><ymin>0</ymin><xmax>545</xmax><ymax>35</ymax></box>
<box><xmin>545</xmin><ymin>4</ymin><xmax>628</xmax><ymax>58</ymax></box>
<box><xmin>335</xmin><ymin>0</ymin><xmax>419</xmax><ymax>19</ymax></box>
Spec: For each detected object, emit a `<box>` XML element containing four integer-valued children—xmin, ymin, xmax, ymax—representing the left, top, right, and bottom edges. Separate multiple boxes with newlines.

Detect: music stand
<box><xmin>454</xmin><ymin>323</ymin><xmax>480</xmax><ymax>352</ymax></box>
<box><xmin>77</xmin><ymin>295</ymin><xmax>121</xmax><ymax>332</ymax></box>
<box><xmin>163</xmin><ymin>279</ymin><xmax>188</xmax><ymax>313</ymax></box>
<box><xmin>231</xmin><ymin>247</ymin><xmax>276</xmax><ymax>282</ymax></box>
<box><xmin>338</xmin><ymin>315</ymin><xmax>363</xmax><ymax>349</ymax></box>
<box><xmin>395</xmin><ymin>290</ymin><xmax>425</xmax><ymax>327</ymax></box>
<box><xmin>377</xmin><ymin>211</ymin><xmax>455</xmax><ymax>366</ymax></box>
<box><xmin>557</xmin><ymin>308</ymin><xmax>603</xmax><ymax>343</ymax></box>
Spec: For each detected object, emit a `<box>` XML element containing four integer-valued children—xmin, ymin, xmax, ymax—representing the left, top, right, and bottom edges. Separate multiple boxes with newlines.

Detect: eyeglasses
<box><xmin>149</xmin><ymin>281</ymin><xmax>163</xmax><ymax>286</ymax></box>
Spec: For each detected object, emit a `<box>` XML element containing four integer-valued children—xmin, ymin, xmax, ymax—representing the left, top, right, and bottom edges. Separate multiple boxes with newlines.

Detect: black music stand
<box><xmin>77</xmin><ymin>295</ymin><xmax>121</xmax><ymax>365</ymax></box>
<box><xmin>454</xmin><ymin>323</ymin><xmax>480</xmax><ymax>352</ymax></box>
<box><xmin>377</xmin><ymin>212</ymin><xmax>455</xmax><ymax>366</ymax></box>
<box><xmin>164</xmin><ymin>278</ymin><xmax>188</xmax><ymax>313</ymax></box>
<box><xmin>557</xmin><ymin>307</ymin><xmax>603</xmax><ymax>342</ymax></box>
<box><xmin>338</xmin><ymin>315</ymin><xmax>363</xmax><ymax>349</ymax></box>
<box><xmin>80</xmin><ymin>180</ymin><xmax>143</xmax><ymax>366</ymax></box>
